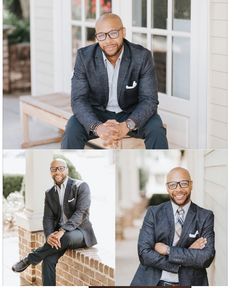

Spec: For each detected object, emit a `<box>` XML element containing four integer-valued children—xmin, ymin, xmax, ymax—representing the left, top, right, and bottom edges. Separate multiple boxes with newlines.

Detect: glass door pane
<box><xmin>132</xmin><ymin>0</ymin><xmax>147</xmax><ymax>27</ymax></box>
<box><xmin>85</xmin><ymin>0</ymin><xmax>96</xmax><ymax>20</ymax></box>
<box><xmin>100</xmin><ymin>0</ymin><xmax>112</xmax><ymax>14</ymax></box>
<box><xmin>86</xmin><ymin>27</ymin><xmax>96</xmax><ymax>46</ymax></box>
<box><xmin>71</xmin><ymin>0</ymin><xmax>82</xmax><ymax>20</ymax></box>
<box><xmin>72</xmin><ymin>26</ymin><xmax>82</xmax><ymax>65</ymax></box>
<box><xmin>173</xmin><ymin>0</ymin><xmax>191</xmax><ymax>32</ymax></box>
<box><xmin>172</xmin><ymin>37</ymin><xmax>190</xmax><ymax>99</ymax></box>
<box><xmin>152</xmin><ymin>35</ymin><xmax>167</xmax><ymax>94</ymax></box>
<box><xmin>152</xmin><ymin>0</ymin><xmax>168</xmax><ymax>29</ymax></box>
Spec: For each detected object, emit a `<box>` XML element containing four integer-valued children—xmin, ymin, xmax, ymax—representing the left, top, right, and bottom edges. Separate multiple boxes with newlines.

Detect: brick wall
<box><xmin>18</xmin><ymin>227</ymin><xmax>115</xmax><ymax>286</ymax></box>
<box><xmin>3</xmin><ymin>28</ymin><xmax>11</xmax><ymax>93</ymax></box>
<box><xmin>9</xmin><ymin>43</ymin><xmax>31</xmax><ymax>92</ymax></box>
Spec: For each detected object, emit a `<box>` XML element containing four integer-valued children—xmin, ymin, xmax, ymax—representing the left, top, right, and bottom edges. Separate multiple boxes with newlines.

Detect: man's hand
<box><xmin>154</xmin><ymin>242</ymin><xmax>169</xmax><ymax>255</ymax></box>
<box><xmin>104</xmin><ymin>120</ymin><xmax>129</xmax><ymax>140</ymax></box>
<box><xmin>189</xmin><ymin>237</ymin><xmax>207</xmax><ymax>249</ymax></box>
<box><xmin>96</xmin><ymin>121</ymin><xmax>119</xmax><ymax>147</ymax></box>
<box><xmin>47</xmin><ymin>230</ymin><xmax>65</xmax><ymax>249</ymax></box>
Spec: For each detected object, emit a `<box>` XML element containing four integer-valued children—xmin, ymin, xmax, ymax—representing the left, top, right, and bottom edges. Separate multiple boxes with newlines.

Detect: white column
<box><xmin>16</xmin><ymin>150</ymin><xmax>54</xmax><ymax>231</ymax></box>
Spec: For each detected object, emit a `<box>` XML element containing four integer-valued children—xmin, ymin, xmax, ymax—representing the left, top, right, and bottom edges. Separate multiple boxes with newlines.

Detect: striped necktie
<box><xmin>173</xmin><ymin>207</ymin><xmax>185</xmax><ymax>246</ymax></box>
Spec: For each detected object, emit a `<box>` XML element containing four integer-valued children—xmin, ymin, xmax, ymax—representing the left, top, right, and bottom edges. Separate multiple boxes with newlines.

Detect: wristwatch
<box><xmin>125</xmin><ymin>119</ymin><xmax>136</xmax><ymax>131</ymax></box>
<box><xmin>59</xmin><ymin>228</ymin><xmax>65</xmax><ymax>233</ymax></box>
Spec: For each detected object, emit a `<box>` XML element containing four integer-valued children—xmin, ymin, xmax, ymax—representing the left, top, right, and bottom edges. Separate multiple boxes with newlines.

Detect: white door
<box><xmin>63</xmin><ymin>0</ymin><xmax>208</xmax><ymax>148</ymax></box>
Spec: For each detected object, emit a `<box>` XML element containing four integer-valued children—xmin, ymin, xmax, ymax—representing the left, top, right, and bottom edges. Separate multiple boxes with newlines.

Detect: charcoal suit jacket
<box><xmin>43</xmin><ymin>177</ymin><xmax>97</xmax><ymax>247</ymax></box>
<box><xmin>71</xmin><ymin>39</ymin><xmax>159</xmax><ymax>133</ymax></box>
<box><xmin>131</xmin><ymin>201</ymin><xmax>215</xmax><ymax>286</ymax></box>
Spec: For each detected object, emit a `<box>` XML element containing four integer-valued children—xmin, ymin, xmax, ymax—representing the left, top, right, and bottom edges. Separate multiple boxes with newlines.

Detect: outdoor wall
<box><xmin>203</xmin><ymin>149</ymin><xmax>228</xmax><ymax>285</ymax></box>
<box><xmin>30</xmin><ymin>0</ymin><xmax>55</xmax><ymax>95</ymax></box>
<box><xmin>208</xmin><ymin>0</ymin><xmax>228</xmax><ymax>147</ymax></box>
<box><xmin>18</xmin><ymin>227</ymin><xmax>114</xmax><ymax>286</ymax></box>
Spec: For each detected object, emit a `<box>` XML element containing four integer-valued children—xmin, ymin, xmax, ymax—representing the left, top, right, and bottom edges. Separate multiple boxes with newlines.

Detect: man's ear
<box><xmin>122</xmin><ymin>27</ymin><xmax>126</xmax><ymax>38</ymax></box>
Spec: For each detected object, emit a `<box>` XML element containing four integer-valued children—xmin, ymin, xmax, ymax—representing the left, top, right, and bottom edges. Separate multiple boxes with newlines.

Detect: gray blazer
<box><xmin>131</xmin><ymin>201</ymin><xmax>215</xmax><ymax>286</ymax></box>
<box><xmin>71</xmin><ymin>39</ymin><xmax>159</xmax><ymax>133</ymax></box>
<box><xmin>43</xmin><ymin>177</ymin><xmax>97</xmax><ymax>248</ymax></box>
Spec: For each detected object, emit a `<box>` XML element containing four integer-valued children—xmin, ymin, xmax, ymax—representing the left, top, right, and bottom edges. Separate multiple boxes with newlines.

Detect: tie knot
<box><xmin>177</xmin><ymin>207</ymin><xmax>184</xmax><ymax>215</ymax></box>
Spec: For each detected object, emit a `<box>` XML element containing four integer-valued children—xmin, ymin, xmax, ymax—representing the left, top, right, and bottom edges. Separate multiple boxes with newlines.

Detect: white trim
<box><xmin>30</xmin><ymin>0</ymin><xmax>37</xmax><ymax>96</ymax></box>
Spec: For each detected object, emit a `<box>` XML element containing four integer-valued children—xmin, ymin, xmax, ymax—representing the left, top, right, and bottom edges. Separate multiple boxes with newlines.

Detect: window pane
<box><xmin>85</xmin><ymin>0</ymin><xmax>96</xmax><ymax>20</ymax></box>
<box><xmin>152</xmin><ymin>36</ymin><xmax>167</xmax><ymax>94</ymax></box>
<box><xmin>173</xmin><ymin>0</ymin><xmax>191</xmax><ymax>32</ymax></box>
<box><xmin>86</xmin><ymin>27</ymin><xmax>96</xmax><ymax>46</ymax></box>
<box><xmin>132</xmin><ymin>0</ymin><xmax>147</xmax><ymax>27</ymax></box>
<box><xmin>72</xmin><ymin>26</ymin><xmax>82</xmax><ymax>66</ymax></box>
<box><xmin>100</xmin><ymin>0</ymin><xmax>112</xmax><ymax>14</ymax></box>
<box><xmin>132</xmin><ymin>33</ymin><xmax>147</xmax><ymax>48</ymax></box>
<box><xmin>71</xmin><ymin>0</ymin><xmax>82</xmax><ymax>20</ymax></box>
<box><xmin>172</xmin><ymin>37</ymin><xmax>190</xmax><ymax>99</ymax></box>
<box><xmin>152</xmin><ymin>0</ymin><xmax>167</xmax><ymax>29</ymax></box>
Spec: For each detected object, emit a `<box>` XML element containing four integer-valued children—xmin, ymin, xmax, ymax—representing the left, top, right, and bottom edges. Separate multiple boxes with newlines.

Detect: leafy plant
<box><xmin>3</xmin><ymin>174</ymin><xmax>24</xmax><ymax>199</ymax></box>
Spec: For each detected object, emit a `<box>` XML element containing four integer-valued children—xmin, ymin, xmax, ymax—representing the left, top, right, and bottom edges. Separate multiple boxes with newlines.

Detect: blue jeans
<box><xmin>27</xmin><ymin>230</ymin><xmax>85</xmax><ymax>286</ymax></box>
<box><xmin>61</xmin><ymin>109</ymin><xmax>168</xmax><ymax>149</ymax></box>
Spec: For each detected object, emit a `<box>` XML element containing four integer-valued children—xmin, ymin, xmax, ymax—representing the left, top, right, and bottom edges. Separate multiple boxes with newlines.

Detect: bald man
<box><xmin>62</xmin><ymin>13</ymin><xmax>168</xmax><ymax>149</ymax></box>
<box><xmin>131</xmin><ymin>167</ymin><xmax>215</xmax><ymax>286</ymax></box>
<box><xmin>12</xmin><ymin>158</ymin><xmax>97</xmax><ymax>286</ymax></box>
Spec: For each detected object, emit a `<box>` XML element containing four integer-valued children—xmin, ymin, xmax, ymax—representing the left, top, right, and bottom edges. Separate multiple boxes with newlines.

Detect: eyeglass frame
<box><xmin>50</xmin><ymin>166</ymin><xmax>67</xmax><ymax>173</ymax></box>
<box><xmin>95</xmin><ymin>27</ymin><xmax>124</xmax><ymax>41</ymax></box>
<box><xmin>166</xmin><ymin>180</ymin><xmax>192</xmax><ymax>190</ymax></box>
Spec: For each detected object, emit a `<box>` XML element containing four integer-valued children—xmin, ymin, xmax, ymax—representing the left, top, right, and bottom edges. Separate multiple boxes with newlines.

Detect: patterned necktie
<box><xmin>173</xmin><ymin>207</ymin><xmax>185</xmax><ymax>246</ymax></box>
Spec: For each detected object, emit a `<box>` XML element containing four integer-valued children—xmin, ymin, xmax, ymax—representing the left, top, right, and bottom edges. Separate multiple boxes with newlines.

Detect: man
<box><xmin>61</xmin><ymin>13</ymin><xmax>168</xmax><ymax>149</ymax></box>
<box><xmin>12</xmin><ymin>158</ymin><xmax>97</xmax><ymax>286</ymax></box>
<box><xmin>131</xmin><ymin>167</ymin><xmax>215</xmax><ymax>286</ymax></box>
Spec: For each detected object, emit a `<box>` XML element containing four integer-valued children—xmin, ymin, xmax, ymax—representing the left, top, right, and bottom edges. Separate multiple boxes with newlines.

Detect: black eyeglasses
<box><xmin>50</xmin><ymin>166</ymin><xmax>66</xmax><ymax>173</ymax></box>
<box><xmin>166</xmin><ymin>180</ymin><xmax>191</xmax><ymax>190</ymax></box>
<box><xmin>95</xmin><ymin>27</ymin><xmax>123</xmax><ymax>41</ymax></box>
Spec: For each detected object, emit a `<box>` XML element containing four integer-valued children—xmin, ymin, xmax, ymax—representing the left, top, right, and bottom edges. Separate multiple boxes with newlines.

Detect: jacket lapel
<box><xmin>117</xmin><ymin>41</ymin><xmax>131</xmax><ymax>101</ymax></box>
<box><xmin>165</xmin><ymin>202</ymin><xmax>175</xmax><ymax>245</ymax></box>
<box><xmin>95</xmin><ymin>47</ymin><xmax>109</xmax><ymax>105</ymax></box>
<box><xmin>177</xmin><ymin>202</ymin><xmax>197</xmax><ymax>246</ymax></box>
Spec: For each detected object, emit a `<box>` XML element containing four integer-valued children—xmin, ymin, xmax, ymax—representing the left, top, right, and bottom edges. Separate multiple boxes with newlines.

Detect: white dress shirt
<box><xmin>102</xmin><ymin>47</ymin><xmax>124</xmax><ymax>113</ymax></box>
<box><xmin>55</xmin><ymin>177</ymin><xmax>68</xmax><ymax>225</ymax></box>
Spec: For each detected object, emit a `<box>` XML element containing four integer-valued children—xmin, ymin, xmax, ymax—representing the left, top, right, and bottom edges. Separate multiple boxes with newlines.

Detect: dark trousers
<box><xmin>61</xmin><ymin>109</ymin><xmax>168</xmax><ymax>149</ymax></box>
<box><xmin>27</xmin><ymin>230</ymin><xmax>85</xmax><ymax>286</ymax></box>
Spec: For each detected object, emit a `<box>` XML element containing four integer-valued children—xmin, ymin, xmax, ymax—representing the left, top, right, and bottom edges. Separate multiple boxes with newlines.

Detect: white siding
<box><xmin>30</xmin><ymin>0</ymin><xmax>54</xmax><ymax>95</ymax></box>
<box><xmin>208</xmin><ymin>0</ymin><xmax>228</xmax><ymax>147</ymax></box>
<box><xmin>203</xmin><ymin>149</ymin><xmax>228</xmax><ymax>285</ymax></box>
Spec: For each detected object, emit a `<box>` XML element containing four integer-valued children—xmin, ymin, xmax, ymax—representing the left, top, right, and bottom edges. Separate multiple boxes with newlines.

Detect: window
<box><xmin>132</xmin><ymin>0</ymin><xmax>191</xmax><ymax>99</ymax></box>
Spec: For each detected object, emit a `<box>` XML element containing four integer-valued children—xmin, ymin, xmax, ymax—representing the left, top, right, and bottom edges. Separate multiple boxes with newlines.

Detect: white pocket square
<box><xmin>189</xmin><ymin>230</ymin><xmax>199</xmax><ymax>238</ymax></box>
<box><xmin>68</xmin><ymin>198</ymin><xmax>75</xmax><ymax>203</ymax></box>
<box><xmin>126</xmin><ymin>81</ymin><xmax>137</xmax><ymax>89</ymax></box>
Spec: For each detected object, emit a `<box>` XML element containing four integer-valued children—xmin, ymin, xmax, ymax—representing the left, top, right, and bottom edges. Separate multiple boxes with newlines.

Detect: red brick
<box><xmin>95</xmin><ymin>271</ymin><xmax>108</xmax><ymax>284</ymax></box>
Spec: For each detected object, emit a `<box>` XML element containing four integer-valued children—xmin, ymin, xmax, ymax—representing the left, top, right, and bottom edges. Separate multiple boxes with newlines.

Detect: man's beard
<box><xmin>102</xmin><ymin>42</ymin><xmax>124</xmax><ymax>58</ymax></box>
<box><xmin>53</xmin><ymin>174</ymin><xmax>66</xmax><ymax>186</ymax></box>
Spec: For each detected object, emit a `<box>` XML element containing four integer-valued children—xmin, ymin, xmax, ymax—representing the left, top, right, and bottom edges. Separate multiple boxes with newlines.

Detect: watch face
<box><xmin>127</xmin><ymin>119</ymin><xmax>135</xmax><ymax>130</ymax></box>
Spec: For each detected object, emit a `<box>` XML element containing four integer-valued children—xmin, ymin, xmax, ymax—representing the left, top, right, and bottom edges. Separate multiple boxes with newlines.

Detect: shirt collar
<box><xmin>102</xmin><ymin>46</ymin><xmax>124</xmax><ymax>65</ymax></box>
<box><xmin>171</xmin><ymin>200</ymin><xmax>191</xmax><ymax>217</ymax></box>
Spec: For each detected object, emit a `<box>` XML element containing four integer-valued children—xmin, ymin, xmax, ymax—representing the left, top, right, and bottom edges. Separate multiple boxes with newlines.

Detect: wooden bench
<box><xmin>20</xmin><ymin>93</ymin><xmax>145</xmax><ymax>149</ymax></box>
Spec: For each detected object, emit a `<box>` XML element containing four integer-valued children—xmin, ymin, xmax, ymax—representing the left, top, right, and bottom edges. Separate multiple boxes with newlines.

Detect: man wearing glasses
<box><xmin>12</xmin><ymin>158</ymin><xmax>97</xmax><ymax>286</ymax></box>
<box><xmin>62</xmin><ymin>13</ymin><xmax>168</xmax><ymax>149</ymax></box>
<box><xmin>131</xmin><ymin>167</ymin><xmax>215</xmax><ymax>286</ymax></box>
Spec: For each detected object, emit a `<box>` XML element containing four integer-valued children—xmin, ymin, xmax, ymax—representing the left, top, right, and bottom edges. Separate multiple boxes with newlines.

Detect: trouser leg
<box><xmin>28</xmin><ymin>230</ymin><xmax>85</xmax><ymax>286</ymax></box>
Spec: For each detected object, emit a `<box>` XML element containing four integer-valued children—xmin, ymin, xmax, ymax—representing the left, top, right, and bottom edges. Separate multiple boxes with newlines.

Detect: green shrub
<box><xmin>3</xmin><ymin>174</ymin><xmax>24</xmax><ymax>199</ymax></box>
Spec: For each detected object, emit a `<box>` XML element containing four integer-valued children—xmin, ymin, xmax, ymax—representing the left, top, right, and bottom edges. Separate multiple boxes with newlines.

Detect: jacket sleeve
<box><xmin>43</xmin><ymin>192</ymin><xmax>55</xmax><ymax>238</ymax></box>
<box><xmin>168</xmin><ymin>211</ymin><xmax>215</xmax><ymax>268</ymax></box>
<box><xmin>138</xmin><ymin>207</ymin><xmax>180</xmax><ymax>273</ymax></box>
<box><xmin>61</xmin><ymin>182</ymin><xmax>91</xmax><ymax>231</ymax></box>
<box><xmin>71</xmin><ymin>50</ymin><xmax>102</xmax><ymax>133</ymax></box>
<box><xmin>128</xmin><ymin>50</ymin><xmax>159</xmax><ymax>128</ymax></box>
